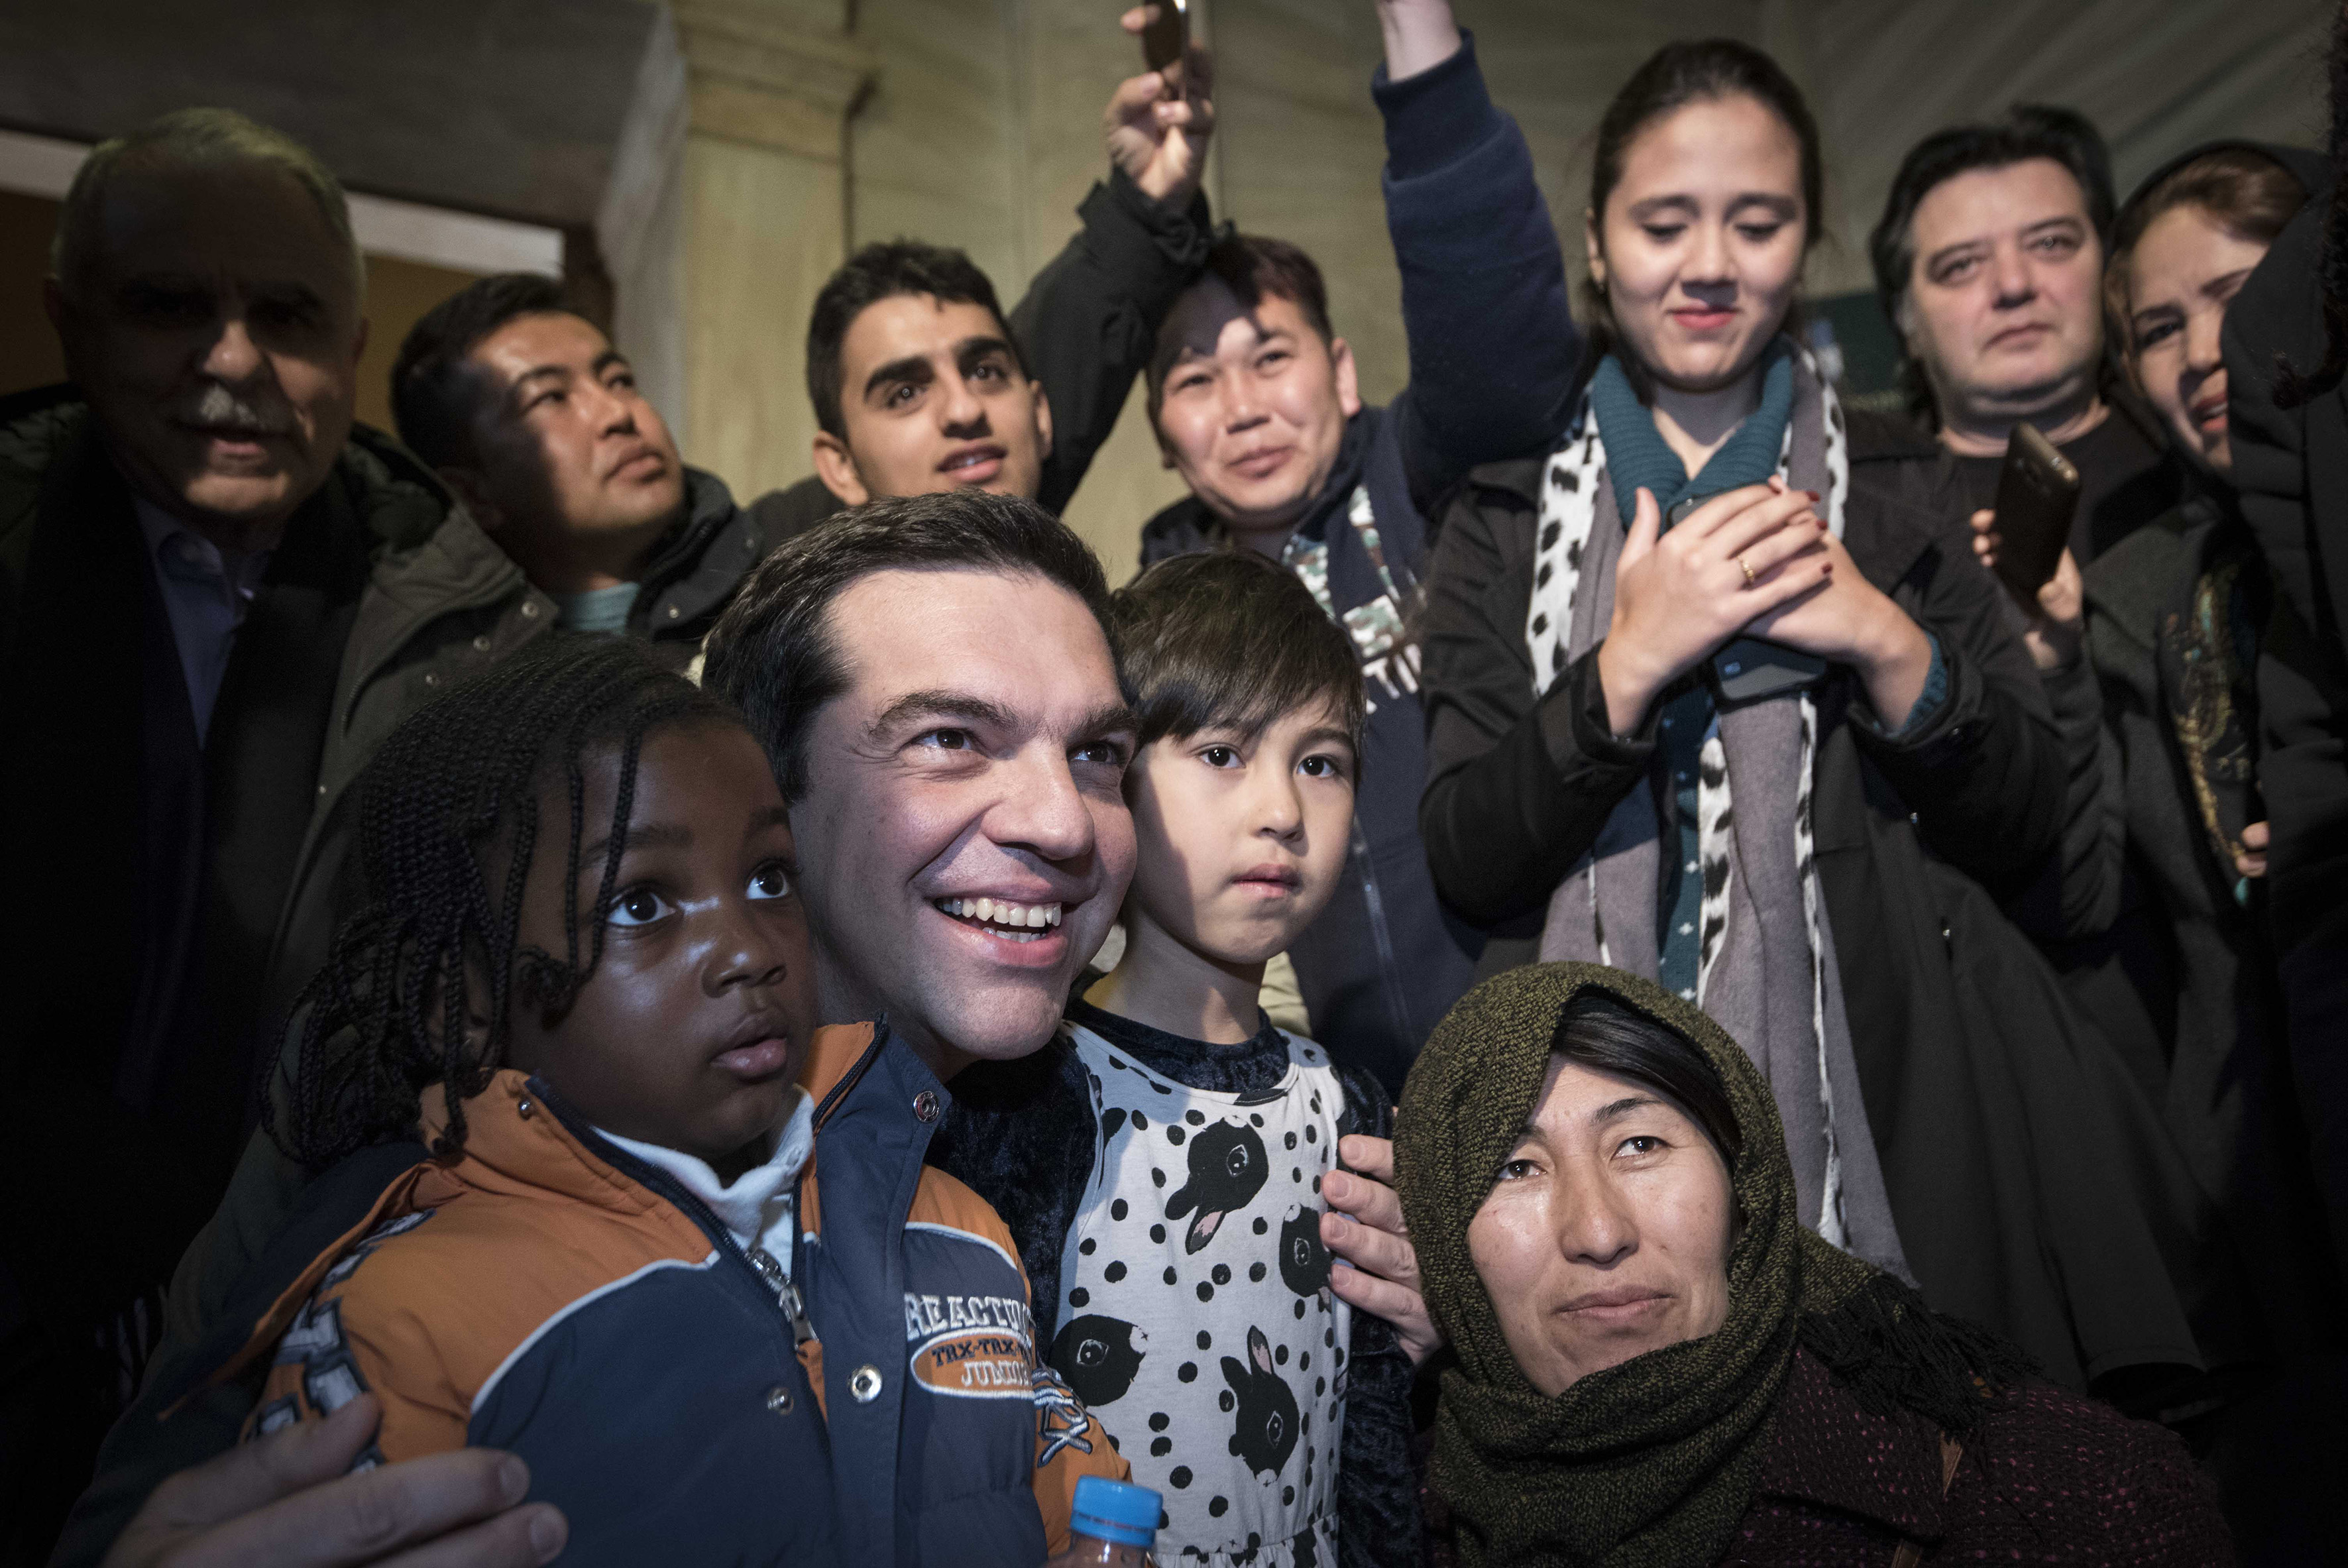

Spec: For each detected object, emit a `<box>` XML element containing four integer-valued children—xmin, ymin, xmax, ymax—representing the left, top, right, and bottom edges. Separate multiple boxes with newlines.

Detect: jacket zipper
<box><xmin>531</xmin><ymin>1080</ymin><xmax>815</xmax><ymax>1347</ymax></box>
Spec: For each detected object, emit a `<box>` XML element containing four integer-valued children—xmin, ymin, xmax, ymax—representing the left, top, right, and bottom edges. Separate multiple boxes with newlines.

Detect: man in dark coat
<box><xmin>384</xmin><ymin>272</ymin><xmax>761</xmax><ymax>664</ymax></box>
<box><xmin>0</xmin><ymin>109</ymin><xmax>551</xmax><ymax>1561</ymax></box>
<box><xmin>750</xmin><ymin>27</ymin><xmax>1218</xmax><ymax>543</ymax></box>
<box><xmin>2224</xmin><ymin>100</ymin><xmax>2348</xmax><ymax>1281</ymax></box>
<box><xmin>1132</xmin><ymin>1</ymin><xmax>1582</xmax><ymax>1095</ymax></box>
<box><xmin>1860</xmin><ymin>104</ymin><xmax>2185</xmax><ymax>567</ymax></box>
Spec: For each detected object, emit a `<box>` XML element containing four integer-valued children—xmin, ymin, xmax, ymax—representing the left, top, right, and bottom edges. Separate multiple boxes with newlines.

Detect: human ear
<box><xmin>1031</xmin><ymin>380</ymin><xmax>1055</xmax><ymax>465</ymax></box>
<box><xmin>1584</xmin><ymin>209</ymin><xmax>1606</xmax><ymax>292</ymax></box>
<box><xmin>1330</xmin><ymin>337</ymin><xmax>1363</xmax><ymax>421</ymax></box>
<box><xmin>811</xmin><ymin>431</ymin><xmax>873</xmax><ymax>507</ymax></box>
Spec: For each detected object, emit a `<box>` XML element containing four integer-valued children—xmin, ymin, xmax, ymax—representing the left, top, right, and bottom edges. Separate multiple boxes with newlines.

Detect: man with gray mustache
<box><xmin>0</xmin><ymin>107</ymin><xmax>549</xmax><ymax>1559</ymax></box>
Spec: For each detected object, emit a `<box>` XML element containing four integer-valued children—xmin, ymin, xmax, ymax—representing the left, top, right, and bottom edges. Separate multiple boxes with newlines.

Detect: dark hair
<box><xmin>703</xmin><ymin>490</ymin><xmax>1113</xmax><ymax>802</ymax></box>
<box><xmin>2107</xmin><ymin>147</ymin><xmax>2308</xmax><ymax>380</ymax></box>
<box><xmin>2277</xmin><ymin>4</ymin><xmax>2348</xmax><ymax>408</ymax></box>
<box><xmin>1583</xmin><ymin>39</ymin><xmax>1823</xmax><ymax>382</ymax></box>
<box><xmin>392</xmin><ymin>272</ymin><xmax>574</xmax><ymax>469</ymax></box>
<box><xmin>1868</xmin><ymin>105</ymin><xmax>2114</xmax><ymax>422</ymax></box>
<box><xmin>274</xmin><ymin>637</ymin><xmax>740</xmax><ymax>1171</ymax></box>
<box><xmin>1549</xmin><ymin>990</ymin><xmax>1743</xmax><ymax>1168</ymax></box>
<box><xmin>1107</xmin><ymin>551</ymin><xmax>1365</xmax><ymax>762</ymax></box>
<box><xmin>806</xmin><ymin>241</ymin><xmax>1023</xmax><ymax>440</ymax></box>
<box><xmin>1148</xmin><ymin>233</ymin><xmax>1335</xmax><ymax>406</ymax></box>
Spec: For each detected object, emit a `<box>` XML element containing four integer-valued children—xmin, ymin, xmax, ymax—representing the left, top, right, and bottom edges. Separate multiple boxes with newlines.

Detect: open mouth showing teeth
<box><xmin>936</xmin><ymin>896</ymin><xmax>1063</xmax><ymax>942</ymax></box>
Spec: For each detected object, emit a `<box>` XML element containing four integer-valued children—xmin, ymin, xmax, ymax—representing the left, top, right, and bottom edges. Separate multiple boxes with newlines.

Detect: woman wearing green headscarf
<box><xmin>1394</xmin><ymin>964</ymin><xmax>2229</xmax><ymax>1566</ymax></box>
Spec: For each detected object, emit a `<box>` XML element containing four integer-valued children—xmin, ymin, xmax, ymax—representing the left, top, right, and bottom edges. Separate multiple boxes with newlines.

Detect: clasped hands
<box><xmin>1596</xmin><ymin>480</ymin><xmax>1934</xmax><ymax>736</ymax></box>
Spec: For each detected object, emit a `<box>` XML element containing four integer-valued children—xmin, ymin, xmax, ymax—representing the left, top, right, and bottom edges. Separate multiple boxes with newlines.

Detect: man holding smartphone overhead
<box><xmin>752</xmin><ymin>5</ymin><xmax>1217</xmax><ymax>539</ymax></box>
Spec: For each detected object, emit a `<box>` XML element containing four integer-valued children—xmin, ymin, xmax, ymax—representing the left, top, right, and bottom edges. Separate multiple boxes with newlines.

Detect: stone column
<box><xmin>598</xmin><ymin>0</ymin><xmax>876</xmax><ymax>504</ymax></box>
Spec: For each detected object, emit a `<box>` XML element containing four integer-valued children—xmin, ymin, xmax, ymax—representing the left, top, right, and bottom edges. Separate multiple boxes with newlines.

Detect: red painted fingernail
<box><xmin>1806</xmin><ymin>489</ymin><xmax>1821</xmax><ymax>502</ymax></box>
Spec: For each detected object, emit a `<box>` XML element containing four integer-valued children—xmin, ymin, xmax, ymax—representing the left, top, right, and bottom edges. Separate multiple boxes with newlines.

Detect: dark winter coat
<box><xmin>1414</xmin><ymin>442</ymin><xmax>2210</xmax><ymax>1389</ymax></box>
<box><xmin>1137</xmin><ymin>36</ymin><xmax>1581</xmax><ymax>1095</ymax></box>
<box><xmin>1417</xmin><ymin>1347</ymin><xmax>2231</xmax><ymax>1566</ymax></box>
<box><xmin>0</xmin><ymin>386</ymin><xmax>552</xmax><ymax>1559</ymax></box>
<box><xmin>2221</xmin><ymin>162</ymin><xmax>2348</xmax><ymax>1273</ymax></box>
<box><xmin>750</xmin><ymin>165</ymin><xmax>1217</xmax><ymax>542</ymax></box>
<box><xmin>2035</xmin><ymin>490</ymin><xmax>2344</xmax><ymax>1355</ymax></box>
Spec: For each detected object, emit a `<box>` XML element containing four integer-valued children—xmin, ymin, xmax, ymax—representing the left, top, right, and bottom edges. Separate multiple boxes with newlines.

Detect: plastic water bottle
<box><xmin>1045</xmin><ymin>1475</ymin><xmax>1162</xmax><ymax>1567</ymax></box>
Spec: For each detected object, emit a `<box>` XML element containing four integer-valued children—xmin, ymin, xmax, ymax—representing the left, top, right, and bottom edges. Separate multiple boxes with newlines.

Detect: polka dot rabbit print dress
<box><xmin>1050</xmin><ymin>1023</ymin><xmax>1352</xmax><ymax>1567</ymax></box>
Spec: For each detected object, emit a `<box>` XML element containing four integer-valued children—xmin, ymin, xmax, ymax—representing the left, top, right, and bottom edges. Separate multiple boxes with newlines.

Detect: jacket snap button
<box><xmin>765</xmin><ymin>1384</ymin><xmax>795</xmax><ymax>1415</ymax></box>
<box><xmin>521</xmin><ymin>600</ymin><xmax>541</xmax><ymax>619</ymax></box>
<box><xmin>473</xmin><ymin>634</ymin><xmax>492</xmax><ymax>653</ymax></box>
<box><xmin>913</xmin><ymin>1090</ymin><xmax>940</xmax><ymax>1123</ymax></box>
<box><xmin>850</xmin><ymin>1364</ymin><xmax>883</xmax><ymax>1403</ymax></box>
<box><xmin>423</xmin><ymin>672</ymin><xmax>439</xmax><ymax>687</ymax></box>
<box><xmin>666</xmin><ymin>604</ymin><xmax>681</xmax><ymax>620</ymax></box>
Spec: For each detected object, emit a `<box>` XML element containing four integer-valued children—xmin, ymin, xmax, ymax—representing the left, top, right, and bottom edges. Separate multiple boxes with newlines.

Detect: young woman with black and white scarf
<box><xmin>1414</xmin><ymin>38</ymin><xmax>2219</xmax><ymax>1402</ymax></box>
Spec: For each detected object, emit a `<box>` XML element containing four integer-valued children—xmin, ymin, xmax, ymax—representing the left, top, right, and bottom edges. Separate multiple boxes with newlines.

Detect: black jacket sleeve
<box><xmin>1832</xmin><ymin>475</ymin><xmax>2068</xmax><ymax>899</ymax></box>
<box><xmin>1373</xmin><ymin>36</ymin><xmax>1579</xmax><ymax>520</ymax></box>
<box><xmin>2223</xmin><ymin>196</ymin><xmax>2348</xmax><ymax>974</ymax></box>
<box><xmin>1008</xmin><ymin>168</ymin><xmax>1215</xmax><ymax>516</ymax></box>
<box><xmin>1416</xmin><ymin>473</ymin><xmax>1660</xmax><ymax>927</ymax></box>
<box><xmin>1331</xmin><ymin>1067</ymin><xmax>1420</xmax><ymax>1568</ymax></box>
<box><xmin>928</xmin><ymin>1042</ymin><xmax>1096</xmax><ymax>1347</ymax></box>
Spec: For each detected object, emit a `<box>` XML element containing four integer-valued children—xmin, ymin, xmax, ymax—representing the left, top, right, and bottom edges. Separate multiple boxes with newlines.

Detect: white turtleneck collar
<box><xmin>598</xmin><ymin>1088</ymin><xmax>816</xmax><ymax>1274</ymax></box>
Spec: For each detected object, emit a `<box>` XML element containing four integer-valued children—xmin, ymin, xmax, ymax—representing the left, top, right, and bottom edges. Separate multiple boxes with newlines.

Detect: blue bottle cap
<box><xmin>1070</xmin><ymin>1475</ymin><xmax>1160</xmax><ymax>1548</ymax></box>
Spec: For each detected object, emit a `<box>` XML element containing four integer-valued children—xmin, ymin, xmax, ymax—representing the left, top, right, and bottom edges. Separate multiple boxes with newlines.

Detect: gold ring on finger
<box><xmin>1738</xmin><ymin>555</ymin><xmax>1756</xmax><ymax>587</ymax></box>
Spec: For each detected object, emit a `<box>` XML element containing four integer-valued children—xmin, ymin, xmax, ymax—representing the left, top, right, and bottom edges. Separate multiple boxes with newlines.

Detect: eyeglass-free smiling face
<box><xmin>785</xmin><ymin>567</ymin><xmax>1137</xmax><ymax>1079</ymax></box>
<box><xmin>1587</xmin><ymin>92</ymin><xmax>1809</xmax><ymax>396</ymax></box>
<box><xmin>1468</xmin><ymin>1054</ymin><xmax>1736</xmax><ymax>1396</ymax></box>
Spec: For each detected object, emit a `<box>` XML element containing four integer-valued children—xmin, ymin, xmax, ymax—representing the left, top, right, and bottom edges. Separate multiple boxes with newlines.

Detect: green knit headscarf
<box><xmin>1395</xmin><ymin>964</ymin><xmax>1882</xmax><ymax>1567</ymax></box>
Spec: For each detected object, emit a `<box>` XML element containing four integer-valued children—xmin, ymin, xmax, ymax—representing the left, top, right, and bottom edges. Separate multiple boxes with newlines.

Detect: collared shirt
<box><xmin>133</xmin><ymin>498</ymin><xmax>273</xmax><ymax>743</ymax></box>
<box><xmin>553</xmin><ymin>581</ymin><xmax>641</xmax><ymax>634</ymax></box>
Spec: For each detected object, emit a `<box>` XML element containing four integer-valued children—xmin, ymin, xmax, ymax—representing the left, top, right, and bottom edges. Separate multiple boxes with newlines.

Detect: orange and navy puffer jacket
<box><xmin>203</xmin><ymin>1021</ymin><xmax>1125</xmax><ymax>1567</ymax></box>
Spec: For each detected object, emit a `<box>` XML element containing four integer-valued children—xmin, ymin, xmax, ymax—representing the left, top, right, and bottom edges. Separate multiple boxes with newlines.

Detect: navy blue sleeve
<box><xmin>1374</xmin><ymin>34</ymin><xmax>1579</xmax><ymax>518</ymax></box>
<box><xmin>1332</xmin><ymin>1066</ymin><xmax>1421</xmax><ymax>1568</ymax></box>
<box><xmin>928</xmin><ymin>1039</ymin><xmax>1097</xmax><ymax>1345</ymax></box>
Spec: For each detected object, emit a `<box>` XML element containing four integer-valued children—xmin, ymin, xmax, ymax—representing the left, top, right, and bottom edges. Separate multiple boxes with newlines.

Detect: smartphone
<box><xmin>1141</xmin><ymin>0</ymin><xmax>1187</xmax><ymax>72</ymax></box>
<box><xmin>1988</xmin><ymin>421</ymin><xmax>2080</xmax><ymax>605</ymax></box>
<box><xmin>1667</xmin><ymin>493</ymin><xmax>1827</xmax><ymax>703</ymax></box>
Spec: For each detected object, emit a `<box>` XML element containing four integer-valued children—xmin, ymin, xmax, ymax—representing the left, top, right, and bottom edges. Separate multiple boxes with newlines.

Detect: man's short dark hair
<box><xmin>1868</xmin><ymin>104</ymin><xmax>2116</xmax><ymax>327</ymax></box>
<box><xmin>703</xmin><ymin>490</ymin><xmax>1111</xmax><ymax>802</ymax></box>
<box><xmin>1148</xmin><ymin>234</ymin><xmax>1335</xmax><ymax>404</ymax></box>
<box><xmin>805</xmin><ymin>241</ymin><xmax>1023</xmax><ymax>441</ymax></box>
<box><xmin>1107</xmin><ymin>550</ymin><xmax>1365</xmax><ymax>763</ymax></box>
<box><xmin>392</xmin><ymin>272</ymin><xmax>573</xmax><ymax>469</ymax></box>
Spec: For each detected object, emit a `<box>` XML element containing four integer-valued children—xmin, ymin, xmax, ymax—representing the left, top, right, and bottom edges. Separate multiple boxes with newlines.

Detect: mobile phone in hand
<box><xmin>1988</xmin><ymin>421</ymin><xmax>2080</xmax><ymax>606</ymax></box>
<box><xmin>1141</xmin><ymin>0</ymin><xmax>1187</xmax><ymax>72</ymax></box>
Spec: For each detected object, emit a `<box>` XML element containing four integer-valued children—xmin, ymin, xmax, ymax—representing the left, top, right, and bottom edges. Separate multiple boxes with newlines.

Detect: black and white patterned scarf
<box><xmin>1524</xmin><ymin>345</ymin><xmax>1910</xmax><ymax>1278</ymax></box>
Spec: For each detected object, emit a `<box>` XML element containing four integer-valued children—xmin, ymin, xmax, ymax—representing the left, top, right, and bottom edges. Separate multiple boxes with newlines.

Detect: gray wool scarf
<box><xmin>1524</xmin><ymin>345</ymin><xmax>1911</xmax><ymax>1281</ymax></box>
